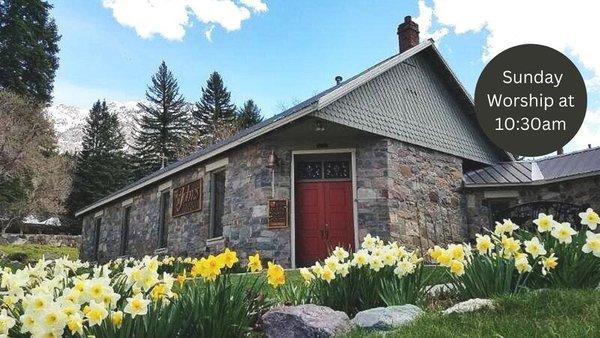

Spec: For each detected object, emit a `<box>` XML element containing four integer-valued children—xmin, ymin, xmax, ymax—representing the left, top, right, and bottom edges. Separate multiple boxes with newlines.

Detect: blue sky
<box><xmin>49</xmin><ymin>0</ymin><xmax>600</xmax><ymax>152</ymax></box>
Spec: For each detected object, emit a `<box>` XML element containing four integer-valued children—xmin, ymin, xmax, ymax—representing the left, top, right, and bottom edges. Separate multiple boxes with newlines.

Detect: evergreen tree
<box><xmin>193</xmin><ymin>72</ymin><xmax>236</xmax><ymax>145</ymax></box>
<box><xmin>236</xmin><ymin>99</ymin><xmax>263</xmax><ymax>129</ymax></box>
<box><xmin>0</xmin><ymin>0</ymin><xmax>60</xmax><ymax>103</ymax></box>
<box><xmin>67</xmin><ymin>100</ymin><xmax>130</xmax><ymax>216</ymax></box>
<box><xmin>133</xmin><ymin>61</ymin><xmax>191</xmax><ymax>178</ymax></box>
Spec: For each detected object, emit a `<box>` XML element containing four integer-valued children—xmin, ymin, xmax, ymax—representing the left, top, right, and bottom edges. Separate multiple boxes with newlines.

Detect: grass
<box><xmin>345</xmin><ymin>288</ymin><xmax>600</xmax><ymax>338</ymax></box>
<box><xmin>0</xmin><ymin>244</ymin><xmax>79</xmax><ymax>269</ymax></box>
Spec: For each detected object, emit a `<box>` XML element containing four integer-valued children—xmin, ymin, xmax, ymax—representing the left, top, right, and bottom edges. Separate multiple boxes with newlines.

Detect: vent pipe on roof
<box><xmin>397</xmin><ymin>16</ymin><xmax>419</xmax><ymax>53</ymax></box>
<box><xmin>557</xmin><ymin>147</ymin><xmax>564</xmax><ymax>155</ymax></box>
<box><xmin>589</xmin><ymin>144</ymin><xmax>592</xmax><ymax>149</ymax></box>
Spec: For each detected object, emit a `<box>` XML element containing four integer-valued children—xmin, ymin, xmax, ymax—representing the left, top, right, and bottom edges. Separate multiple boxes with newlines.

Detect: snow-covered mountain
<box><xmin>46</xmin><ymin>101</ymin><xmax>140</xmax><ymax>153</ymax></box>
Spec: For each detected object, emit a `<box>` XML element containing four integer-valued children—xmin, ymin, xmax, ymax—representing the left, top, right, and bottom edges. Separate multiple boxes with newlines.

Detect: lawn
<box><xmin>346</xmin><ymin>288</ymin><xmax>600</xmax><ymax>337</ymax></box>
<box><xmin>0</xmin><ymin>243</ymin><xmax>79</xmax><ymax>269</ymax></box>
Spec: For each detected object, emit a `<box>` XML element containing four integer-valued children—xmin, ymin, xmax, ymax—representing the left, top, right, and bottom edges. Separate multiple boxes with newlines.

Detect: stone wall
<box><xmin>0</xmin><ymin>233</ymin><xmax>81</xmax><ymax>247</ymax></box>
<box><xmin>465</xmin><ymin>175</ymin><xmax>600</xmax><ymax>237</ymax></box>
<box><xmin>387</xmin><ymin>139</ymin><xmax>466</xmax><ymax>251</ymax></box>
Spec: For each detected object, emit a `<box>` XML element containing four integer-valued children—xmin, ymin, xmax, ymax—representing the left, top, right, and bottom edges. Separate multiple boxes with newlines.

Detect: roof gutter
<box><xmin>75</xmin><ymin>101</ymin><xmax>320</xmax><ymax>217</ymax></box>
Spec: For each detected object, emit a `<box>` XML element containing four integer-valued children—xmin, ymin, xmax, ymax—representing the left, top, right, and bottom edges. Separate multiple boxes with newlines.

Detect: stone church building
<box><xmin>76</xmin><ymin>17</ymin><xmax>600</xmax><ymax>267</ymax></box>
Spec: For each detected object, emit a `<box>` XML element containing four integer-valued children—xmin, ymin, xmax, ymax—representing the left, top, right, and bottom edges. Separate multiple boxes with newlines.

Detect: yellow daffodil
<box><xmin>321</xmin><ymin>266</ymin><xmax>336</xmax><ymax>283</ymax></box>
<box><xmin>447</xmin><ymin>244</ymin><xmax>465</xmax><ymax>261</ymax></box>
<box><xmin>311</xmin><ymin>262</ymin><xmax>324</xmax><ymax>277</ymax></box>
<box><xmin>494</xmin><ymin>219</ymin><xmax>519</xmax><ymax>235</ymax></box>
<box><xmin>219</xmin><ymin>248</ymin><xmax>239</xmax><ymax>268</ymax></box>
<box><xmin>435</xmin><ymin>249</ymin><xmax>454</xmax><ymax>267</ymax></box>
<box><xmin>266</xmin><ymin>262</ymin><xmax>286</xmax><ymax>288</ymax></box>
<box><xmin>428</xmin><ymin>246</ymin><xmax>444</xmax><ymax>261</ymax></box>
<box><xmin>86</xmin><ymin>300</ymin><xmax>109</xmax><ymax>326</ymax></box>
<box><xmin>524</xmin><ymin>237</ymin><xmax>547</xmax><ymax>258</ymax></box>
<box><xmin>336</xmin><ymin>263</ymin><xmax>350</xmax><ymax>277</ymax></box>
<box><xmin>475</xmin><ymin>234</ymin><xmax>494</xmax><ymax>254</ymax></box>
<box><xmin>540</xmin><ymin>253</ymin><xmax>558</xmax><ymax>275</ymax></box>
<box><xmin>66</xmin><ymin>313</ymin><xmax>84</xmax><ymax>335</ymax></box>
<box><xmin>533</xmin><ymin>213</ymin><xmax>558</xmax><ymax>233</ymax></box>
<box><xmin>247</xmin><ymin>253</ymin><xmax>263</xmax><ymax>272</ymax></box>
<box><xmin>351</xmin><ymin>250</ymin><xmax>370</xmax><ymax>267</ymax></box>
<box><xmin>176</xmin><ymin>270</ymin><xmax>187</xmax><ymax>286</ymax></box>
<box><xmin>515</xmin><ymin>255</ymin><xmax>532</xmax><ymax>274</ymax></box>
<box><xmin>299</xmin><ymin>268</ymin><xmax>315</xmax><ymax>284</ymax></box>
<box><xmin>501</xmin><ymin>235</ymin><xmax>521</xmax><ymax>257</ymax></box>
<box><xmin>449</xmin><ymin>260</ymin><xmax>465</xmax><ymax>276</ymax></box>
<box><xmin>582</xmin><ymin>231</ymin><xmax>600</xmax><ymax>257</ymax></box>
<box><xmin>111</xmin><ymin>311</ymin><xmax>123</xmax><ymax>328</ymax></box>
<box><xmin>579</xmin><ymin>208</ymin><xmax>599</xmax><ymax>230</ymax></box>
<box><xmin>551</xmin><ymin>222</ymin><xmax>577</xmax><ymax>244</ymax></box>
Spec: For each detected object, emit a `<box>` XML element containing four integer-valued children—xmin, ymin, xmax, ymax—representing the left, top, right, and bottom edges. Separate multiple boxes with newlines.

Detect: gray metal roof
<box><xmin>76</xmin><ymin>40</ymin><xmax>507</xmax><ymax>216</ymax></box>
<box><xmin>464</xmin><ymin>147</ymin><xmax>600</xmax><ymax>187</ymax></box>
<box><xmin>315</xmin><ymin>46</ymin><xmax>507</xmax><ymax>164</ymax></box>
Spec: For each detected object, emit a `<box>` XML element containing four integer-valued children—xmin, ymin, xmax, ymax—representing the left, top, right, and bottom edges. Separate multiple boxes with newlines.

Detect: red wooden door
<box><xmin>296</xmin><ymin>181</ymin><xmax>354</xmax><ymax>266</ymax></box>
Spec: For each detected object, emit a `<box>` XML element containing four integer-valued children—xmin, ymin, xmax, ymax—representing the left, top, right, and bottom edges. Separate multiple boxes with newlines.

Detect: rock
<box><xmin>443</xmin><ymin>298</ymin><xmax>495</xmax><ymax>315</ymax></box>
<box><xmin>351</xmin><ymin>305</ymin><xmax>424</xmax><ymax>331</ymax></box>
<box><xmin>427</xmin><ymin>283</ymin><xmax>454</xmax><ymax>298</ymax></box>
<box><xmin>262</xmin><ymin>304</ymin><xmax>351</xmax><ymax>338</ymax></box>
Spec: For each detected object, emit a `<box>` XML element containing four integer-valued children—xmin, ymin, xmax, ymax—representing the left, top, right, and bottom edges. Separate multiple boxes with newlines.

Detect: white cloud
<box><xmin>204</xmin><ymin>25</ymin><xmax>215</xmax><ymax>42</ymax></box>
<box><xmin>103</xmin><ymin>0</ymin><xmax>267</xmax><ymax>41</ymax></box>
<box><xmin>566</xmin><ymin>109</ymin><xmax>600</xmax><ymax>151</ymax></box>
<box><xmin>413</xmin><ymin>0</ymin><xmax>448</xmax><ymax>42</ymax></box>
<box><xmin>418</xmin><ymin>0</ymin><xmax>600</xmax><ymax>83</ymax></box>
<box><xmin>240</xmin><ymin>0</ymin><xmax>268</xmax><ymax>12</ymax></box>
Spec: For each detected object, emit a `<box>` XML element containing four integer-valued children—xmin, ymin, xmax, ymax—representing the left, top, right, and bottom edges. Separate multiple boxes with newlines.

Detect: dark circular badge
<box><xmin>474</xmin><ymin>44</ymin><xmax>586</xmax><ymax>156</ymax></box>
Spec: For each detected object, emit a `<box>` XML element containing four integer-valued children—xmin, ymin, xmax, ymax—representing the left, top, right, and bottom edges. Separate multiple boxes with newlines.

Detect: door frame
<box><xmin>290</xmin><ymin>148</ymin><xmax>358</xmax><ymax>268</ymax></box>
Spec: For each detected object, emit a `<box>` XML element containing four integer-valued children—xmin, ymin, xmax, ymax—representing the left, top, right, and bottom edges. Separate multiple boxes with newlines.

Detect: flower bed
<box><xmin>0</xmin><ymin>208</ymin><xmax>598</xmax><ymax>337</ymax></box>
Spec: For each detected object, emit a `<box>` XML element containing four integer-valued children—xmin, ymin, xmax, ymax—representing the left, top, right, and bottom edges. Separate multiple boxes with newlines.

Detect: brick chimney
<box><xmin>397</xmin><ymin>16</ymin><xmax>419</xmax><ymax>53</ymax></box>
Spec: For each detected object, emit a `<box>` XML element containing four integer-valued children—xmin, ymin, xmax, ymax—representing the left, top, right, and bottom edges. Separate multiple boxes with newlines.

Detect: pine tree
<box><xmin>193</xmin><ymin>72</ymin><xmax>237</xmax><ymax>146</ymax></box>
<box><xmin>132</xmin><ymin>61</ymin><xmax>191</xmax><ymax>178</ymax></box>
<box><xmin>236</xmin><ymin>99</ymin><xmax>263</xmax><ymax>129</ymax></box>
<box><xmin>0</xmin><ymin>0</ymin><xmax>60</xmax><ymax>103</ymax></box>
<box><xmin>67</xmin><ymin>100</ymin><xmax>129</xmax><ymax>217</ymax></box>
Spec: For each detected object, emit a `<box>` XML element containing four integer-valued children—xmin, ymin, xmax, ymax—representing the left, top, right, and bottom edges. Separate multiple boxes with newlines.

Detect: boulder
<box><xmin>351</xmin><ymin>305</ymin><xmax>424</xmax><ymax>331</ymax></box>
<box><xmin>262</xmin><ymin>304</ymin><xmax>351</xmax><ymax>338</ymax></box>
<box><xmin>443</xmin><ymin>298</ymin><xmax>495</xmax><ymax>315</ymax></box>
<box><xmin>427</xmin><ymin>283</ymin><xmax>454</xmax><ymax>298</ymax></box>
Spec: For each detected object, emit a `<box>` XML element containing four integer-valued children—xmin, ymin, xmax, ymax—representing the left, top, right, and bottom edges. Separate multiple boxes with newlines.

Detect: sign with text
<box><xmin>172</xmin><ymin>179</ymin><xmax>203</xmax><ymax>217</ymax></box>
<box><xmin>268</xmin><ymin>199</ymin><xmax>288</xmax><ymax>229</ymax></box>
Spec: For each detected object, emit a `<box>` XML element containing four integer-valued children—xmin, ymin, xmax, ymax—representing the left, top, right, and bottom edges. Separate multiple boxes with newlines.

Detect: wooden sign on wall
<box><xmin>268</xmin><ymin>199</ymin><xmax>288</xmax><ymax>229</ymax></box>
<box><xmin>172</xmin><ymin>179</ymin><xmax>203</xmax><ymax>217</ymax></box>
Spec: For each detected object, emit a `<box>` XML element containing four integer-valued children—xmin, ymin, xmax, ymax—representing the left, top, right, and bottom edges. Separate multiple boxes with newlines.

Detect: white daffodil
<box><xmin>124</xmin><ymin>294</ymin><xmax>151</xmax><ymax>318</ymax></box>
<box><xmin>533</xmin><ymin>213</ymin><xmax>558</xmax><ymax>233</ymax></box>
<box><xmin>551</xmin><ymin>222</ymin><xmax>578</xmax><ymax>244</ymax></box>
<box><xmin>582</xmin><ymin>231</ymin><xmax>600</xmax><ymax>257</ymax></box>
<box><xmin>524</xmin><ymin>237</ymin><xmax>547</xmax><ymax>258</ymax></box>
<box><xmin>579</xmin><ymin>208</ymin><xmax>600</xmax><ymax>230</ymax></box>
